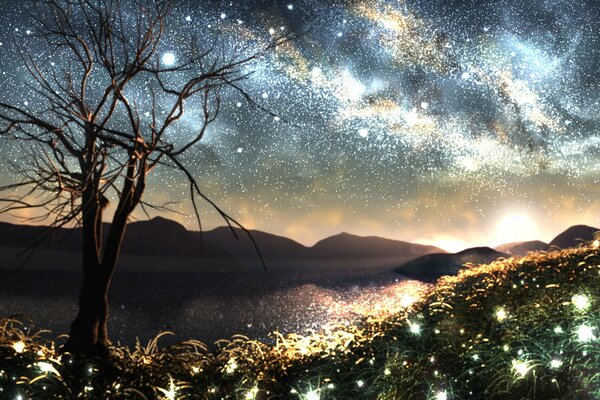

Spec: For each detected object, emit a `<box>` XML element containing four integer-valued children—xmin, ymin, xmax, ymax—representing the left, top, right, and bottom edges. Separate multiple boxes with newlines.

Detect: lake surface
<box><xmin>0</xmin><ymin>251</ymin><xmax>427</xmax><ymax>346</ymax></box>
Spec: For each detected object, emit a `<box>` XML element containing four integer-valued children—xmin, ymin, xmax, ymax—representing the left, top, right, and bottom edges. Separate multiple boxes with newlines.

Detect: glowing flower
<box><xmin>576</xmin><ymin>324</ymin><xmax>595</xmax><ymax>342</ymax></box>
<box><xmin>37</xmin><ymin>362</ymin><xmax>59</xmax><ymax>375</ymax></box>
<box><xmin>12</xmin><ymin>341</ymin><xmax>25</xmax><ymax>353</ymax></box>
<box><xmin>408</xmin><ymin>320</ymin><xmax>421</xmax><ymax>335</ymax></box>
<box><xmin>156</xmin><ymin>375</ymin><xmax>177</xmax><ymax>400</ymax></box>
<box><xmin>245</xmin><ymin>386</ymin><xmax>259</xmax><ymax>400</ymax></box>
<box><xmin>571</xmin><ymin>294</ymin><xmax>591</xmax><ymax>311</ymax></box>
<box><xmin>512</xmin><ymin>360</ymin><xmax>531</xmax><ymax>377</ymax></box>
<box><xmin>304</xmin><ymin>389</ymin><xmax>320</xmax><ymax>400</ymax></box>
<box><xmin>495</xmin><ymin>307</ymin><xmax>508</xmax><ymax>322</ymax></box>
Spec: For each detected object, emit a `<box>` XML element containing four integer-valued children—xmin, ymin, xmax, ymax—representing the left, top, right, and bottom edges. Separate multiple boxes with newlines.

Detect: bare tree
<box><xmin>0</xmin><ymin>0</ymin><xmax>282</xmax><ymax>356</ymax></box>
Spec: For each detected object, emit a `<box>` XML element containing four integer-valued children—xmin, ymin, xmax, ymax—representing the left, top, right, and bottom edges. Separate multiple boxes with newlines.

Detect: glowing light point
<box><xmin>236</xmin><ymin>147</ymin><xmax>243</xmax><ymax>153</ymax></box>
<box><xmin>572</xmin><ymin>294</ymin><xmax>591</xmax><ymax>311</ymax></box>
<box><xmin>358</xmin><ymin>128</ymin><xmax>369</xmax><ymax>138</ymax></box>
<box><xmin>262</xmin><ymin>92</ymin><xmax>269</xmax><ymax>99</ymax></box>
<box><xmin>287</xmin><ymin>4</ymin><xmax>294</xmax><ymax>10</ymax></box>
<box><xmin>37</xmin><ymin>362</ymin><xmax>58</xmax><ymax>375</ymax></box>
<box><xmin>384</xmin><ymin>368</ymin><xmax>391</xmax><ymax>376</ymax></box>
<box><xmin>512</xmin><ymin>360</ymin><xmax>530</xmax><ymax>377</ymax></box>
<box><xmin>269</xmin><ymin>28</ymin><xmax>275</xmax><ymax>35</ymax></box>
<box><xmin>236</xmin><ymin>102</ymin><xmax>242</xmax><ymax>107</ymax></box>
<box><xmin>185</xmin><ymin>15</ymin><xmax>192</xmax><ymax>22</ymax></box>
<box><xmin>408</xmin><ymin>321</ymin><xmax>421</xmax><ymax>335</ymax></box>
<box><xmin>162</xmin><ymin>52</ymin><xmax>176</xmax><ymax>66</ymax></box>
<box><xmin>12</xmin><ymin>341</ymin><xmax>25</xmax><ymax>353</ymax></box>
<box><xmin>220</xmin><ymin>13</ymin><xmax>227</xmax><ymax>19</ymax></box>
<box><xmin>356</xmin><ymin>380</ymin><xmax>364</xmax><ymax>388</ymax></box>
<box><xmin>225</xmin><ymin>358</ymin><xmax>238</xmax><ymax>374</ymax></box>
<box><xmin>495</xmin><ymin>307</ymin><xmax>508</xmax><ymax>322</ymax></box>
<box><xmin>550</xmin><ymin>359</ymin><xmax>562</xmax><ymax>369</ymax></box>
<box><xmin>593</xmin><ymin>240</ymin><xmax>600</xmax><ymax>248</ymax></box>
<box><xmin>245</xmin><ymin>387</ymin><xmax>259</xmax><ymax>400</ymax></box>
<box><xmin>435</xmin><ymin>390</ymin><xmax>448</xmax><ymax>400</ymax></box>
<box><xmin>554</xmin><ymin>326</ymin><xmax>563</xmax><ymax>334</ymax></box>
<box><xmin>305</xmin><ymin>389</ymin><xmax>320</xmax><ymax>400</ymax></box>
<box><xmin>421</xmin><ymin>101</ymin><xmax>429</xmax><ymax>110</ymax></box>
<box><xmin>156</xmin><ymin>376</ymin><xmax>176</xmax><ymax>400</ymax></box>
<box><xmin>576</xmin><ymin>324</ymin><xmax>595</xmax><ymax>342</ymax></box>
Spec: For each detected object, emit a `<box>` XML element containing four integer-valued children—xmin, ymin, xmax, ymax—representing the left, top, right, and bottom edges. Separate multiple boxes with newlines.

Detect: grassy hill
<box><xmin>2</xmin><ymin>242</ymin><xmax>600</xmax><ymax>399</ymax></box>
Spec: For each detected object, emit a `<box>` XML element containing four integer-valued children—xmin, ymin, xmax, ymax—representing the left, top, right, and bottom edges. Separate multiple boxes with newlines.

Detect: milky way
<box><xmin>1</xmin><ymin>0</ymin><xmax>600</xmax><ymax>248</ymax></box>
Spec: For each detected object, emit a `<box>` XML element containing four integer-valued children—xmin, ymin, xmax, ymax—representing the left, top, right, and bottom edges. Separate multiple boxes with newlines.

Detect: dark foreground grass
<box><xmin>2</xmin><ymin>243</ymin><xmax>600</xmax><ymax>399</ymax></box>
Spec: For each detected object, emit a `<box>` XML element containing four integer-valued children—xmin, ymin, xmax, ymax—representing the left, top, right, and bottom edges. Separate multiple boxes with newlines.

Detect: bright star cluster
<box><xmin>1</xmin><ymin>0</ymin><xmax>599</xmax><ymax>245</ymax></box>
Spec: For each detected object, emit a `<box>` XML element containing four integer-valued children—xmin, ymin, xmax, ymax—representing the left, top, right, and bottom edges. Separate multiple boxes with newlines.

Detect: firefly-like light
<box><xmin>571</xmin><ymin>294</ymin><xmax>591</xmax><ymax>311</ymax></box>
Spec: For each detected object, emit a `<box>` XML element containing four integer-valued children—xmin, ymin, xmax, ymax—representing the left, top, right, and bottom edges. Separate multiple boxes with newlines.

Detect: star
<box><xmin>162</xmin><ymin>52</ymin><xmax>176</xmax><ymax>66</ymax></box>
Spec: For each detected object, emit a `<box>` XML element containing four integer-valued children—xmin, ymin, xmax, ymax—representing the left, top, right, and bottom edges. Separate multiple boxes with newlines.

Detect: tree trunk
<box><xmin>62</xmin><ymin>206</ymin><xmax>130</xmax><ymax>357</ymax></box>
<box><xmin>63</xmin><ymin>185</ymin><xmax>114</xmax><ymax>357</ymax></box>
<box><xmin>62</xmin><ymin>262</ymin><xmax>111</xmax><ymax>357</ymax></box>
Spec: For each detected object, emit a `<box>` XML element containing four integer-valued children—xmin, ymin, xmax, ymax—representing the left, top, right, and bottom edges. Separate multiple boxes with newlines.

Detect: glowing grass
<box><xmin>2</xmin><ymin>243</ymin><xmax>600</xmax><ymax>399</ymax></box>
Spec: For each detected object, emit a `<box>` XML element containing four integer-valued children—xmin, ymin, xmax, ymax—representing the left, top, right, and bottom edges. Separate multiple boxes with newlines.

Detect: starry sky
<box><xmin>1</xmin><ymin>0</ymin><xmax>600</xmax><ymax>251</ymax></box>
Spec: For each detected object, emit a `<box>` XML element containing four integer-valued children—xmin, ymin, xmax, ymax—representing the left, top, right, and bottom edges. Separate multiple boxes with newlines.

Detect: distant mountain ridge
<box><xmin>495</xmin><ymin>224</ymin><xmax>600</xmax><ymax>257</ymax></box>
<box><xmin>311</xmin><ymin>232</ymin><xmax>442</xmax><ymax>258</ymax></box>
<box><xmin>0</xmin><ymin>217</ymin><xmax>443</xmax><ymax>265</ymax></box>
<box><xmin>2</xmin><ymin>219</ymin><xmax>598</xmax><ymax>273</ymax></box>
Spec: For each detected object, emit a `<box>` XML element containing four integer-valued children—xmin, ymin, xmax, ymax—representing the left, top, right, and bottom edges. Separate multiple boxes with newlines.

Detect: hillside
<box><xmin>2</xmin><ymin>242</ymin><xmax>599</xmax><ymax>399</ymax></box>
<box><xmin>495</xmin><ymin>240</ymin><xmax>549</xmax><ymax>256</ymax></box>
<box><xmin>395</xmin><ymin>246</ymin><xmax>509</xmax><ymax>282</ymax></box>
<box><xmin>549</xmin><ymin>224</ymin><xmax>599</xmax><ymax>249</ymax></box>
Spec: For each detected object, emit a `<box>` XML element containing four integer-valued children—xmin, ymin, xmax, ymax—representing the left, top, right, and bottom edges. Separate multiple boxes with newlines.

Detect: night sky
<box><xmin>1</xmin><ymin>0</ymin><xmax>600</xmax><ymax>251</ymax></box>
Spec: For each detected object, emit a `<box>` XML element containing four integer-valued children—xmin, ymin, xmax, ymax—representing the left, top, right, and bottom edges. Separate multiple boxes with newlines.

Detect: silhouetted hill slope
<box><xmin>549</xmin><ymin>224</ymin><xmax>599</xmax><ymax>249</ymax></box>
<box><xmin>312</xmin><ymin>232</ymin><xmax>444</xmax><ymax>258</ymax></box>
<box><xmin>495</xmin><ymin>240</ymin><xmax>549</xmax><ymax>256</ymax></box>
<box><xmin>0</xmin><ymin>221</ymin><xmax>80</xmax><ymax>250</ymax></box>
<box><xmin>198</xmin><ymin>226</ymin><xmax>309</xmax><ymax>258</ymax></box>
<box><xmin>122</xmin><ymin>217</ymin><xmax>204</xmax><ymax>257</ymax></box>
<box><xmin>395</xmin><ymin>247</ymin><xmax>509</xmax><ymax>282</ymax></box>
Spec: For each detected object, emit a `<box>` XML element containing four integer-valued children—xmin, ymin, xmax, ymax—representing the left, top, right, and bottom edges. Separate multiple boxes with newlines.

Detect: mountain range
<box><xmin>0</xmin><ymin>218</ymin><xmax>597</xmax><ymax>276</ymax></box>
<box><xmin>0</xmin><ymin>217</ymin><xmax>443</xmax><ymax>267</ymax></box>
